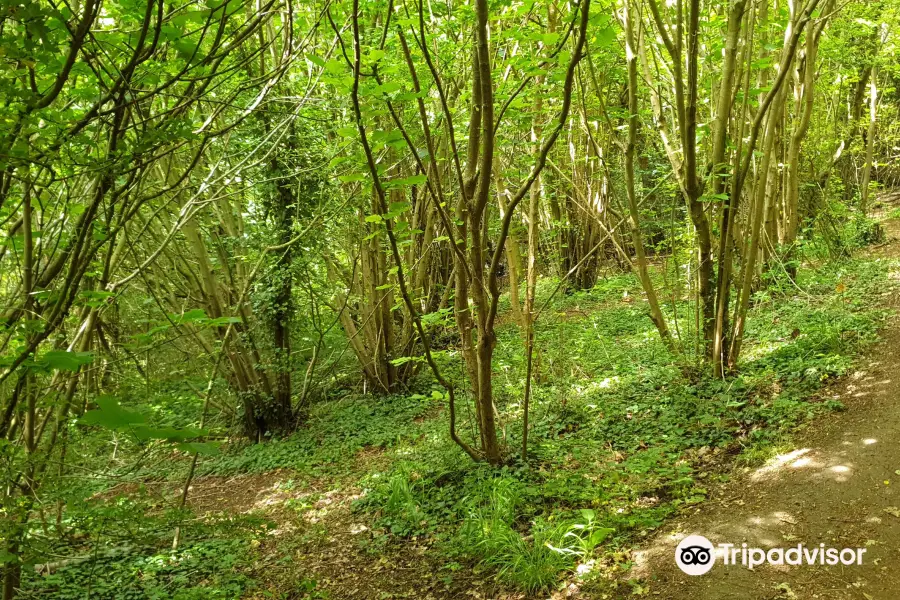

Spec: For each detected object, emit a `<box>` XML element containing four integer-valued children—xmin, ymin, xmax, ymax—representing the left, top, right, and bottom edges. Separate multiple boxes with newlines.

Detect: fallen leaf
<box><xmin>774</xmin><ymin>582</ymin><xmax>797</xmax><ymax>599</ymax></box>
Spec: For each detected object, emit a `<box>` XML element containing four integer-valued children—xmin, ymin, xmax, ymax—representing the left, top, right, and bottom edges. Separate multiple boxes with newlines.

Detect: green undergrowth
<box><xmin>204</xmin><ymin>390</ymin><xmax>439</xmax><ymax>477</ymax></box>
<box><xmin>18</xmin><ymin>494</ymin><xmax>271</xmax><ymax>599</ymax></box>
<box><xmin>21</xmin><ymin>538</ymin><xmax>257</xmax><ymax>600</ymax></box>
<box><xmin>242</xmin><ymin>255</ymin><xmax>891</xmax><ymax>593</ymax></box>
<box><xmin>255</xmin><ymin>255</ymin><xmax>893</xmax><ymax>593</ymax></box>
<box><xmin>30</xmin><ymin>253</ymin><xmax>895</xmax><ymax>598</ymax></box>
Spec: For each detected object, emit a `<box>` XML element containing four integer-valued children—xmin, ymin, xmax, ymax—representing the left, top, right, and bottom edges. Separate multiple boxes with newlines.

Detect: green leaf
<box><xmin>386</xmin><ymin>174</ymin><xmax>427</xmax><ymax>189</ymax></box>
<box><xmin>374</xmin><ymin>81</ymin><xmax>402</xmax><ymax>95</ymax></box>
<box><xmin>174</xmin><ymin>40</ymin><xmax>199</xmax><ymax>61</ymax></box>
<box><xmin>39</xmin><ymin>351</ymin><xmax>94</xmax><ymax>372</ymax></box>
<box><xmin>594</xmin><ymin>26</ymin><xmax>617</xmax><ymax>48</ymax></box>
<box><xmin>589</xmin><ymin>527</ymin><xmax>615</xmax><ymax>546</ymax></box>
<box><xmin>79</xmin><ymin>396</ymin><xmax>146</xmax><ymax>429</ymax></box>
<box><xmin>325</xmin><ymin>59</ymin><xmax>345</xmax><ymax>74</ymax></box>
<box><xmin>306</xmin><ymin>54</ymin><xmax>326</xmax><ymax>67</ymax></box>
<box><xmin>390</xmin><ymin>355</ymin><xmax>423</xmax><ymax>366</ymax></box>
<box><xmin>175</xmin><ymin>308</ymin><xmax>208</xmax><ymax>323</ymax></box>
<box><xmin>700</xmin><ymin>193</ymin><xmax>729</xmax><ymax>203</ymax></box>
<box><xmin>339</xmin><ymin>173</ymin><xmax>366</xmax><ymax>183</ymax></box>
<box><xmin>386</xmin><ymin>201</ymin><xmax>411</xmax><ymax>217</ymax></box>
<box><xmin>161</xmin><ymin>25</ymin><xmax>183</xmax><ymax>42</ymax></box>
<box><xmin>209</xmin><ymin>316</ymin><xmax>242</xmax><ymax>326</ymax></box>
<box><xmin>78</xmin><ymin>290</ymin><xmax>115</xmax><ymax>307</ymax></box>
<box><xmin>132</xmin><ymin>425</ymin><xmax>205</xmax><ymax>441</ymax></box>
<box><xmin>176</xmin><ymin>441</ymin><xmax>220</xmax><ymax>456</ymax></box>
<box><xmin>541</xmin><ymin>32</ymin><xmax>559</xmax><ymax>46</ymax></box>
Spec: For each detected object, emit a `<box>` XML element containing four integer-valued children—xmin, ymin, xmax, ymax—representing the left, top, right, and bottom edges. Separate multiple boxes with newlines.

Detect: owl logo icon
<box><xmin>675</xmin><ymin>535</ymin><xmax>715</xmax><ymax>575</ymax></box>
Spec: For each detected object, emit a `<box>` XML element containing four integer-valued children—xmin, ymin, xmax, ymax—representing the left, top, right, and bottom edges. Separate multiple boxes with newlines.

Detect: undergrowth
<box><xmin>26</xmin><ymin>253</ymin><xmax>896</xmax><ymax>598</ymax></box>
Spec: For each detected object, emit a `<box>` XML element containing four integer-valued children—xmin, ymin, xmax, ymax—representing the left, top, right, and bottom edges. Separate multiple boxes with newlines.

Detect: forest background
<box><xmin>1</xmin><ymin>0</ymin><xmax>899</xmax><ymax>596</ymax></box>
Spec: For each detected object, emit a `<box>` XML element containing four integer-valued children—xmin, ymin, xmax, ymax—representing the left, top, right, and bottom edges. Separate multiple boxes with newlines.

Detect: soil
<box><xmin>180</xmin><ymin>452</ymin><xmax>519</xmax><ymax>599</ymax></box>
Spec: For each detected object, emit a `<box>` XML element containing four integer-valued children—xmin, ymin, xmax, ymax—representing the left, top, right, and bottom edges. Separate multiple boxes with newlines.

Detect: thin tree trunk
<box><xmin>172</xmin><ymin>350</ymin><xmax>224</xmax><ymax>550</ymax></box>
<box><xmin>860</xmin><ymin>66</ymin><xmax>878</xmax><ymax>214</ymax></box>
<box><xmin>494</xmin><ymin>158</ymin><xmax>524</xmax><ymax>327</ymax></box>
<box><xmin>730</xmin><ymin>2</ymin><xmax>801</xmax><ymax>366</ymax></box>
<box><xmin>623</xmin><ymin>0</ymin><xmax>675</xmax><ymax>352</ymax></box>
<box><xmin>712</xmin><ymin>0</ymin><xmax>754</xmax><ymax>376</ymax></box>
<box><xmin>521</xmin><ymin>35</ymin><xmax>548</xmax><ymax>459</ymax></box>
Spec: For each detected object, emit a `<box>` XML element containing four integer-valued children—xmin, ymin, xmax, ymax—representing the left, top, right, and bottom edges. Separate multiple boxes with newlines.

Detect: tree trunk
<box><xmin>860</xmin><ymin>66</ymin><xmax>878</xmax><ymax>215</ymax></box>
<box><xmin>623</xmin><ymin>0</ymin><xmax>675</xmax><ymax>352</ymax></box>
<box><xmin>269</xmin><ymin>158</ymin><xmax>295</xmax><ymax>428</ymax></box>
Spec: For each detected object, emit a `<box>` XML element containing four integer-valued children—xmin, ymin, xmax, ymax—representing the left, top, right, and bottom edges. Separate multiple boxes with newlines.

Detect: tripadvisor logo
<box><xmin>675</xmin><ymin>535</ymin><xmax>715</xmax><ymax>575</ymax></box>
<box><xmin>674</xmin><ymin>535</ymin><xmax>867</xmax><ymax>576</ymax></box>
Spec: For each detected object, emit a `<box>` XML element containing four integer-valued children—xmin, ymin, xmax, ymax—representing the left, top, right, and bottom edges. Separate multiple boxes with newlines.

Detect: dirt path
<box><xmin>617</xmin><ymin>218</ymin><xmax>900</xmax><ymax>600</ymax></box>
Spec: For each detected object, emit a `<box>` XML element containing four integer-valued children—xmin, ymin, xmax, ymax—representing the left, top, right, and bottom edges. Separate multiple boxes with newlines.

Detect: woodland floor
<box><xmin>65</xmin><ymin>212</ymin><xmax>900</xmax><ymax>600</ymax></box>
<box><xmin>615</xmin><ymin>215</ymin><xmax>900</xmax><ymax>600</ymax></box>
<box><xmin>159</xmin><ymin>214</ymin><xmax>900</xmax><ymax>600</ymax></box>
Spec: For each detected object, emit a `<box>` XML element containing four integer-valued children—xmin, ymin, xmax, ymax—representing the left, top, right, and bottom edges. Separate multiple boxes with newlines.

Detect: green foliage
<box><xmin>476</xmin><ymin>519</ymin><xmax>571</xmax><ymax>593</ymax></box>
<box><xmin>18</xmin><ymin>487</ymin><xmax>270</xmax><ymax>600</ymax></box>
<box><xmin>31</xmin><ymin>351</ymin><xmax>95</xmax><ymax>372</ymax></box>
<box><xmin>454</xmin><ymin>479</ymin><xmax>612</xmax><ymax>592</ymax></box>
<box><xmin>10</xmin><ymin>248</ymin><xmax>893</xmax><ymax>597</ymax></box>
<box><xmin>341</xmin><ymin>252</ymin><xmax>894</xmax><ymax>592</ymax></box>
<box><xmin>377</xmin><ymin>467</ymin><xmax>428</xmax><ymax>536</ymax></box>
<box><xmin>5</xmin><ymin>0</ymin><xmax>900</xmax><ymax>597</ymax></box>
<box><xmin>78</xmin><ymin>396</ymin><xmax>214</xmax><ymax>450</ymax></box>
<box><xmin>845</xmin><ymin>215</ymin><xmax>886</xmax><ymax>249</ymax></box>
<box><xmin>208</xmin><ymin>392</ymin><xmax>438</xmax><ymax>475</ymax></box>
<box><xmin>807</xmin><ymin>200</ymin><xmax>886</xmax><ymax>259</ymax></box>
<box><xmin>20</xmin><ymin>539</ymin><xmax>257</xmax><ymax>599</ymax></box>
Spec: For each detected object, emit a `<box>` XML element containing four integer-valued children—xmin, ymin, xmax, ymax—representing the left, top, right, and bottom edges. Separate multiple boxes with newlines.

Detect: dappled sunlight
<box><xmin>847</xmin><ymin>373</ymin><xmax>894</xmax><ymax>398</ymax></box>
<box><xmin>751</xmin><ymin>448</ymin><xmax>813</xmax><ymax>481</ymax></box>
<box><xmin>299</xmin><ymin>489</ymin><xmax>360</xmax><ymax>524</ymax></box>
<box><xmin>182</xmin><ymin>473</ymin><xmax>368</xmax><ymax>538</ymax></box>
<box><xmin>788</xmin><ymin>456</ymin><xmax>817</xmax><ymax>469</ymax></box>
<box><xmin>828</xmin><ymin>464</ymin><xmax>854</xmax><ymax>482</ymax></box>
<box><xmin>574</xmin><ymin>375</ymin><xmax>623</xmax><ymax>400</ymax></box>
<box><xmin>630</xmin><ymin>507</ymin><xmax>812</xmax><ymax>580</ymax></box>
<box><xmin>750</xmin><ymin>445</ymin><xmax>863</xmax><ymax>484</ymax></box>
<box><xmin>743</xmin><ymin>340</ymin><xmax>796</xmax><ymax>363</ymax></box>
<box><xmin>13</xmin><ymin>0</ymin><xmax>900</xmax><ymax>593</ymax></box>
<box><xmin>256</xmin><ymin>483</ymin><xmax>303</xmax><ymax>509</ymax></box>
